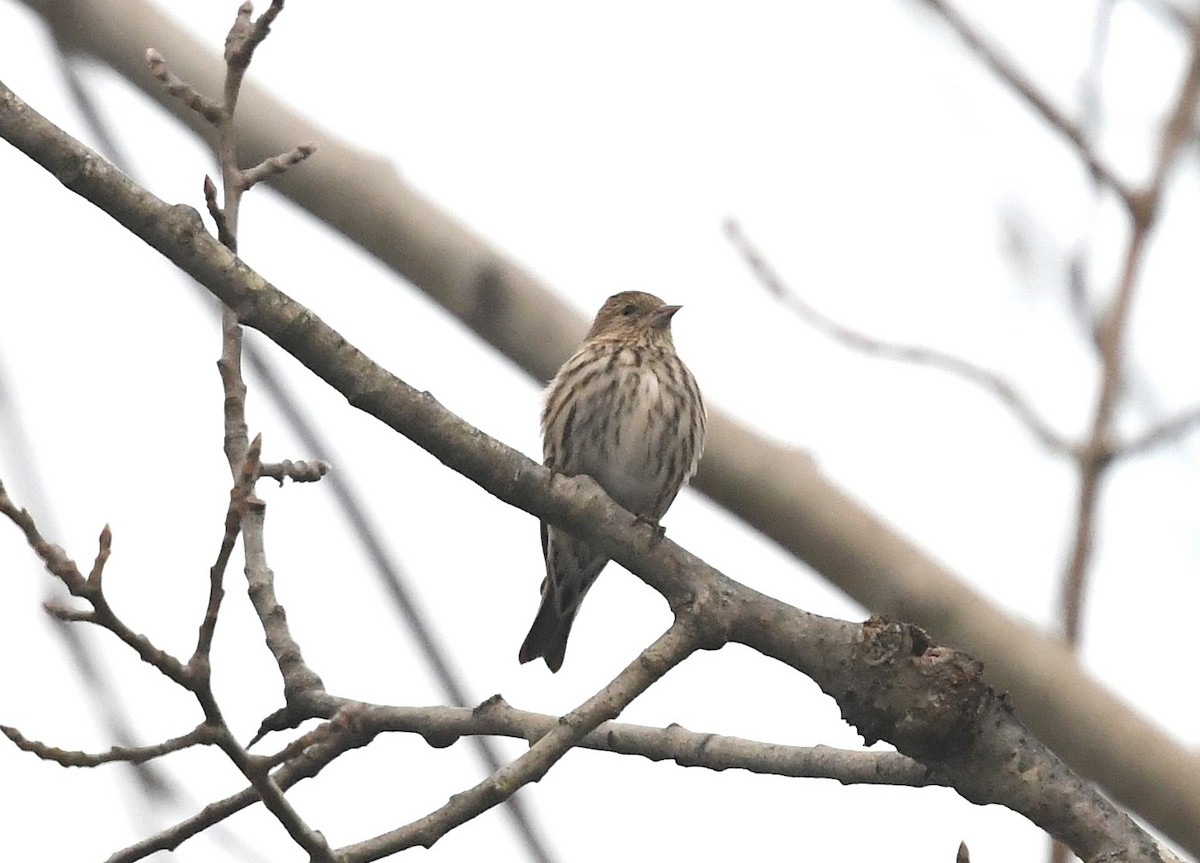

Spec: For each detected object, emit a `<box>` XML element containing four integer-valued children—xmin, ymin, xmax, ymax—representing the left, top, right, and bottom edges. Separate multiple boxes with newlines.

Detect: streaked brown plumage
<box><xmin>519</xmin><ymin>291</ymin><xmax>706</xmax><ymax>672</ymax></box>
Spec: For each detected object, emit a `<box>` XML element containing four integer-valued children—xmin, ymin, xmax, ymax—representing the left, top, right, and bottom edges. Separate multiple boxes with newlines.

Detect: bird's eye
<box><xmin>621</xmin><ymin>304</ymin><xmax>637</xmax><ymax>316</ymax></box>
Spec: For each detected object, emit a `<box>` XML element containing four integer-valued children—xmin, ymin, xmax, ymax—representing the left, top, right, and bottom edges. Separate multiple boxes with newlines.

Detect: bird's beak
<box><xmin>651</xmin><ymin>304</ymin><xmax>682</xmax><ymax>329</ymax></box>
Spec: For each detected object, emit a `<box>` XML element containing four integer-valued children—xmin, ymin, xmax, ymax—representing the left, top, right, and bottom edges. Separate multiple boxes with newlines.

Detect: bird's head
<box><xmin>585</xmin><ymin>291</ymin><xmax>682</xmax><ymax>344</ymax></box>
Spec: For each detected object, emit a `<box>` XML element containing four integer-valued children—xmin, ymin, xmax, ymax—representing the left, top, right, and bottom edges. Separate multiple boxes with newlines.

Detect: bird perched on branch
<box><xmin>519</xmin><ymin>291</ymin><xmax>706</xmax><ymax>672</ymax></box>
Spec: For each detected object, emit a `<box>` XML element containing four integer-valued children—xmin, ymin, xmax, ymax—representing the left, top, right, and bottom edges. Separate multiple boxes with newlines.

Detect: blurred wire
<box><xmin>54</xmin><ymin>46</ymin><xmax>556</xmax><ymax>863</ymax></box>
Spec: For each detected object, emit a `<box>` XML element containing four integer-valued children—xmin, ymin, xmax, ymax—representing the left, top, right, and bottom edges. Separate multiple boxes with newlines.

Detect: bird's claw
<box><xmin>634</xmin><ymin>514</ymin><xmax>667</xmax><ymax>545</ymax></box>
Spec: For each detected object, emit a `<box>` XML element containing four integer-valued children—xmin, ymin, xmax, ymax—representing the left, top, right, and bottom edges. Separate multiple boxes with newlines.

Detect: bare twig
<box><xmin>895</xmin><ymin>0</ymin><xmax>1200</xmax><ymax>656</ymax></box>
<box><xmin>202</xmin><ymin>174</ymin><xmax>233</xmax><ymax>247</ymax></box>
<box><xmin>240</xmin><ymin>143</ymin><xmax>315</xmax><ymax>191</ymax></box>
<box><xmin>149</xmin><ymin>2</ymin><xmax>309</xmax><ymax>252</ymax></box>
<box><xmin>915</xmin><ymin>0</ymin><xmax>1200</xmax><ymax>646</ymax></box>
<box><xmin>1121</xmin><ymin>403</ymin><xmax>1200</xmax><ymax>456</ymax></box>
<box><xmin>42</xmin><ymin>603</ymin><xmax>96</xmax><ymax>623</ymax></box>
<box><xmin>1060</xmin><ymin>0</ymin><xmax>1116</xmax><ymax>357</ymax></box>
<box><xmin>208</xmin><ymin>726</ymin><xmax>334</xmax><ymax>863</ymax></box>
<box><xmin>1139</xmin><ymin>0</ymin><xmax>1195</xmax><ymax>31</ymax></box>
<box><xmin>0</xmin><ymin>470</ymin><xmax>320</xmax><ymax>863</ymax></box>
<box><xmin>107</xmin><ymin>711</ymin><xmax>382</xmax><ymax>863</ymax></box>
<box><xmin>145</xmin><ymin>49</ymin><xmax>222</xmax><ymax>124</ymax></box>
<box><xmin>147</xmin><ymin>6</ymin><xmax>329</xmax><ymax>857</ymax></box>
<box><xmin>336</xmin><ymin>623</ymin><xmax>701</xmax><ymax>860</ymax></box>
<box><xmin>150</xmin><ymin>0</ymin><xmax>324</xmax><ymax>695</ymax></box>
<box><xmin>112</xmin><ymin>693</ymin><xmax>938</xmax><ymax>862</ymax></box>
<box><xmin>356</xmin><ymin>695</ymin><xmax>938</xmax><ymax>786</ymax></box>
<box><xmin>1</xmin><ymin>723</ymin><xmax>217</xmax><ymax>767</ymax></box>
<box><xmin>724</xmin><ymin>218</ymin><xmax>1073</xmax><ymax>455</ymax></box>
<box><xmin>1060</xmin><ymin>19</ymin><xmax>1200</xmax><ymax>642</ymax></box>
<box><xmin>0</xmin><ymin>482</ymin><xmax>193</xmax><ymax>687</ymax></box>
<box><xmin>191</xmin><ymin>435</ymin><xmax>260</xmax><ymax>664</ymax></box>
<box><xmin>258</xmin><ymin>458</ymin><xmax>331</xmax><ymax>484</ymax></box>
<box><xmin>223</xmin><ymin>0</ymin><xmax>284</xmax><ymax>84</ymax></box>
<box><xmin>86</xmin><ymin>523</ymin><xmax>112</xmax><ymax>587</ymax></box>
<box><xmin>916</xmin><ymin>0</ymin><xmax>1137</xmax><ymax>211</ymax></box>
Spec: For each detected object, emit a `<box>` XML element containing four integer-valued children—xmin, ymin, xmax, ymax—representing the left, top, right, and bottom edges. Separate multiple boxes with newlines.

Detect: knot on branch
<box><xmin>165</xmin><ymin>203</ymin><xmax>207</xmax><ymax>245</ymax></box>
<box><xmin>670</xmin><ymin>582</ymin><xmax>733</xmax><ymax>652</ymax></box>
<box><xmin>839</xmin><ymin>617</ymin><xmax>993</xmax><ymax>761</ymax></box>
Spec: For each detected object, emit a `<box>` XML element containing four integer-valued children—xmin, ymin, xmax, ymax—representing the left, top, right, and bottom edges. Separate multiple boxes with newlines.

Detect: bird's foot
<box><xmin>634</xmin><ymin>514</ymin><xmax>667</xmax><ymax>545</ymax></box>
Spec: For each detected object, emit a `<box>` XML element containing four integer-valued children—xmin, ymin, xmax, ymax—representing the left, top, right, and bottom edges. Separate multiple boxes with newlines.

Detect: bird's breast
<box><xmin>578</xmin><ymin>349</ymin><xmax>689</xmax><ymax>514</ymax></box>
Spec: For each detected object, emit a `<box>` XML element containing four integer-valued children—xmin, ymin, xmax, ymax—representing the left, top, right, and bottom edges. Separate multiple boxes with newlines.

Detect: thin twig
<box><xmin>202</xmin><ymin>175</ymin><xmax>234</xmax><ymax>247</ymax></box>
<box><xmin>240</xmin><ymin>143</ymin><xmax>315</xmax><ymax>191</ymax></box>
<box><xmin>1</xmin><ymin>723</ymin><xmax>217</xmax><ymax>767</ymax></box>
<box><xmin>192</xmin><ymin>435</ymin><xmax>261</xmax><ymax>664</ymax></box>
<box><xmin>1060</xmin><ymin>19</ymin><xmax>1200</xmax><ymax>641</ymax></box>
<box><xmin>145</xmin><ymin>49</ymin><xmax>222</xmax><ymax>124</ymax></box>
<box><xmin>0</xmin><ymin>473</ymin><xmax>321</xmax><ymax>863</ymax></box>
<box><xmin>107</xmin><ymin>712</ymin><xmax>381</xmax><ymax>863</ymax></box>
<box><xmin>888</xmin><ymin>1</ymin><xmax>1200</xmax><ymax>649</ymax></box>
<box><xmin>147</xmin><ymin>5</ymin><xmax>329</xmax><ymax>856</ymax></box>
<box><xmin>724</xmin><ymin>218</ymin><xmax>1073</xmax><ymax>455</ymax></box>
<box><xmin>211</xmin><ymin>726</ymin><xmax>334</xmax><ymax>863</ymax></box>
<box><xmin>335</xmin><ymin>622</ymin><xmax>702</xmax><ymax>861</ymax></box>
<box><xmin>1061</xmin><ymin>0</ymin><xmax>1116</xmax><ymax>357</ymax></box>
<box><xmin>258</xmin><ymin>458</ymin><xmax>331</xmax><ymax>484</ymax></box>
<box><xmin>106</xmin><ymin>693</ymin><xmax>936</xmax><ymax>862</ymax></box>
<box><xmin>0</xmin><ymin>482</ymin><xmax>193</xmax><ymax>687</ymax></box>
<box><xmin>1137</xmin><ymin>0</ymin><xmax>1195</xmax><ymax>31</ymax></box>
<box><xmin>1121</xmin><ymin>403</ymin><xmax>1200</xmax><ymax>456</ymax></box>
<box><xmin>917</xmin><ymin>0</ymin><xmax>1137</xmax><ymax>211</ymax></box>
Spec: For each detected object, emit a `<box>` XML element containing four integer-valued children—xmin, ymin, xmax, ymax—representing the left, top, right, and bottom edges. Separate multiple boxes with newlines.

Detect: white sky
<box><xmin>1</xmin><ymin>1</ymin><xmax>1198</xmax><ymax>861</ymax></box>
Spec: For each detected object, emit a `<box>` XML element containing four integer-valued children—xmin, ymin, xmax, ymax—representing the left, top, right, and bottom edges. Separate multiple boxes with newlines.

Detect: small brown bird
<box><xmin>519</xmin><ymin>291</ymin><xmax>706</xmax><ymax>672</ymax></box>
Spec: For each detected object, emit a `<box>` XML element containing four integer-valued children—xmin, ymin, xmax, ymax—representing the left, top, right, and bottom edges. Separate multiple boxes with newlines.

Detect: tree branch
<box><xmin>106</xmin><ymin>693</ymin><xmax>937</xmax><ymax>861</ymax></box>
<box><xmin>724</xmin><ymin>219</ymin><xmax>1073</xmax><ymax>456</ymax></box>
<box><xmin>340</xmin><ymin>623</ymin><xmax>700</xmax><ymax>860</ymax></box>
<box><xmin>916</xmin><ymin>0</ymin><xmax>1137</xmax><ymax>211</ymax></box>
<box><xmin>148</xmin><ymin>15</ymin><xmax>332</xmax><ymax>859</ymax></box>
<box><xmin>0</xmin><ymin>722</ymin><xmax>217</xmax><ymax>767</ymax></box>
<box><xmin>1060</xmin><ymin>17</ymin><xmax>1200</xmax><ymax>641</ymax></box>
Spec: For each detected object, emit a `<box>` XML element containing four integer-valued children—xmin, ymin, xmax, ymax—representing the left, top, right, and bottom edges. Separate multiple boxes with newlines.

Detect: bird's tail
<box><xmin>518</xmin><ymin>590</ymin><xmax>576</xmax><ymax>673</ymax></box>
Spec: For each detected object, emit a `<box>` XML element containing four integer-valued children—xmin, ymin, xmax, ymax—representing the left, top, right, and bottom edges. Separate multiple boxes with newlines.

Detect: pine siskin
<box><xmin>519</xmin><ymin>291</ymin><xmax>706</xmax><ymax>672</ymax></box>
